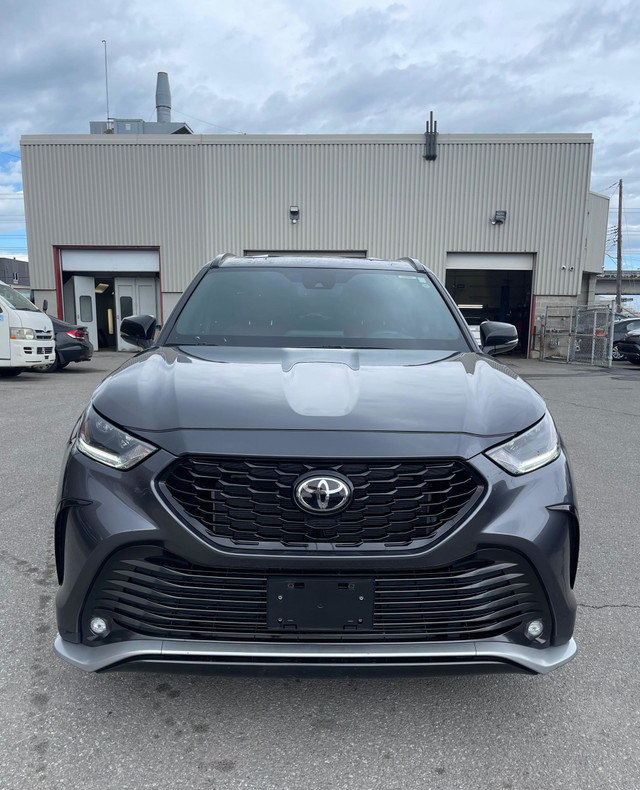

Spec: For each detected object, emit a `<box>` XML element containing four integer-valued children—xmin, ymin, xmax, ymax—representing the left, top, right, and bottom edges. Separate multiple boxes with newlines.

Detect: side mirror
<box><xmin>480</xmin><ymin>321</ymin><xmax>519</xmax><ymax>356</ymax></box>
<box><xmin>120</xmin><ymin>314</ymin><xmax>157</xmax><ymax>349</ymax></box>
<box><xmin>42</xmin><ymin>299</ymin><xmax>48</xmax><ymax>313</ymax></box>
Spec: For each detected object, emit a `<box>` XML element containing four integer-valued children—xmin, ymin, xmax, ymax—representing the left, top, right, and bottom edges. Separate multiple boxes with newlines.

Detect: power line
<box><xmin>171</xmin><ymin>107</ymin><xmax>247</xmax><ymax>135</ymax></box>
<box><xmin>594</xmin><ymin>175</ymin><xmax>640</xmax><ymax>183</ymax></box>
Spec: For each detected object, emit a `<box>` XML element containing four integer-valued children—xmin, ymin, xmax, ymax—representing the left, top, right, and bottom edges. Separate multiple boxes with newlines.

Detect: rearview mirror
<box><xmin>42</xmin><ymin>299</ymin><xmax>48</xmax><ymax>313</ymax></box>
<box><xmin>480</xmin><ymin>321</ymin><xmax>518</xmax><ymax>356</ymax></box>
<box><xmin>120</xmin><ymin>315</ymin><xmax>157</xmax><ymax>349</ymax></box>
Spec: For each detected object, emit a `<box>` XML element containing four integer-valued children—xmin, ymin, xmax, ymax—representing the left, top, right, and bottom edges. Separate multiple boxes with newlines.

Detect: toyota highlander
<box><xmin>54</xmin><ymin>255</ymin><xmax>578</xmax><ymax>675</ymax></box>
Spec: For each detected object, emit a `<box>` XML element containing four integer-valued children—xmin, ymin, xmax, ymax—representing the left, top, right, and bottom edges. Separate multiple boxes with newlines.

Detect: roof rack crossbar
<box><xmin>209</xmin><ymin>253</ymin><xmax>236</xmax><ymax>268</ymax></box>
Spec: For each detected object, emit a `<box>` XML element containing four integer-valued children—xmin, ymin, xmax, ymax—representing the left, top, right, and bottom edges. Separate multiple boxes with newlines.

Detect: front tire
<box><xmin>33</xmin><ymin>355</ymin><xmax>60</xmax><ymax>373</ymax></box>
<box><xmin>611</xmin><ymin>344</ymin><xmax>626</xmax><ymax>361</ymax></box>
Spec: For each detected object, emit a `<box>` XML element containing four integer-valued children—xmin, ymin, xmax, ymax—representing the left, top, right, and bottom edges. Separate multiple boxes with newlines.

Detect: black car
<box><xmin>612</xmin><ymin>318</ymin><xmax>640</xmax><ymax>361</ymax></box>
<box><xmin>54</xmin><ymin>256</ymin><xmax>578</xmax><ymax>675</ymax></box>
<box><xmin>617</xmin><ymin>328</ymin><xmax>640</xmax><ymax>364</ymax></box>
<box><xmin>36</xmin><ymin>316</ymin><xmax>93</xmax><ymax>372</ymax></box>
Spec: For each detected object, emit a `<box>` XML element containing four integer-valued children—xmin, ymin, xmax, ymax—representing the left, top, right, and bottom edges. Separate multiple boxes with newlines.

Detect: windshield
<box><xmin>0</xmin><ymin>283</ymin><xmax>39</xmax><ymax>312</ymax></box>
<box><xmin>166</xmin><ymin>267</ymin><xmax>468</xmax><ymax>350</ymax></box>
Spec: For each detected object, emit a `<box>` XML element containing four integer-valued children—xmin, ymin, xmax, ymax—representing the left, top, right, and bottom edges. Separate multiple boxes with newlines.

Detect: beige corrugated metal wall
<box><xmin>21</xmin><ymin>133</ymin><xmax>600</xmax><ymax>297</ymax></box>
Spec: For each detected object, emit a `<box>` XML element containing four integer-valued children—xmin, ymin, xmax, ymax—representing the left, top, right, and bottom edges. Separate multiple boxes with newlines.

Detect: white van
<box><xmin>0</xmin><ymin>280</ymin><xmax>55</xmax><ymax>377</ymax></box>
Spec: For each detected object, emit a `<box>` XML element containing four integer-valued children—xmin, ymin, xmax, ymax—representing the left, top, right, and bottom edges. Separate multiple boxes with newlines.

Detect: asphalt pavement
<box><xmin>1</xmin><ymin>352</ymin><xmax>639</xmax><ymax>790</ymax></box>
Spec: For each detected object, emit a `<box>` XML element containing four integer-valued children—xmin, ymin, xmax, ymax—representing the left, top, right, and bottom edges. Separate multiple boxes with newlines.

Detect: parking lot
<box><xmin>1</xmin><ymin>352</ymin><xmax>639</xmax><ymax>790</ymax></box>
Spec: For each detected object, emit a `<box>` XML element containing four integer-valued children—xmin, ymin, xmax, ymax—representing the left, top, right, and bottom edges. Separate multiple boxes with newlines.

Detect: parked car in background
<box><xmin>617</xmin><ymin>328</ymin><xmax>640</xmax><ymax>365</ymax></box>
<box><xmin>35</xmin><ymin>316</ymin><xmax>94</xmax><ymax>373</ymax></box>
<box><xmin>612</xmin><ymin>318</ymin><xmax>640</xmax><ymax>361</ymax></box>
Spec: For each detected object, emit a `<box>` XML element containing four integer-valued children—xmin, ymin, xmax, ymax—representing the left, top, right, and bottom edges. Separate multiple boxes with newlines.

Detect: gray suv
<box><xmin>54</xmin><ymin>256</ymin><xmax>578</xmax><ymax>675</ymax></box>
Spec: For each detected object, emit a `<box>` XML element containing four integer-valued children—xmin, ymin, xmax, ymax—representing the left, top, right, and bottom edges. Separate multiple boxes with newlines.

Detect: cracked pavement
<box><xmin>1</xmin><ymin>353</ymin><xmax>639</xmax><ymax>790</ymax></box>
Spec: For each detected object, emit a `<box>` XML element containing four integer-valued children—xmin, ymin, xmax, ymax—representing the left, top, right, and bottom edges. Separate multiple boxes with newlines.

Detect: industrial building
<box><xmin>20</xmin><ymin>77</ymin><xmax>608</xmax><ymax>357</ymax></box>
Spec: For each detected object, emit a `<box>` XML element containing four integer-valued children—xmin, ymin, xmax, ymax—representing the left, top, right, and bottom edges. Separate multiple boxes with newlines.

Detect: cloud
<box><xmin>0</xmin><ymin>0</ymin><xmax>639</xmax><ymax>262</ymax></box>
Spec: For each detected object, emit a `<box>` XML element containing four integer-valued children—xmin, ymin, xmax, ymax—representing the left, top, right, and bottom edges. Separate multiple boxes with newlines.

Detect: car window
<box><xmin>166</xmin><ymin>267</ymin><xmax>468</xmax><ymax>350</ymax></box>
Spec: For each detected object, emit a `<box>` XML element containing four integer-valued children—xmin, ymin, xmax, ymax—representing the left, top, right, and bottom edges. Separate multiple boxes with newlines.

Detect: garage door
<box><xmin>60</xmin><ymin>249</ymin><xmax>159</xmax><ymax>273</ymax></box>
<box><xmin>446</xmin><ymin>253</ymin><xmax>534</xmax><ymax>271</ymax></box>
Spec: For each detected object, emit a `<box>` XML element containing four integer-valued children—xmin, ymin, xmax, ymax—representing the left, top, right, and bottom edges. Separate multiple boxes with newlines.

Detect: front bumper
<box><xmin>617</xmin><ymin>340</ymin><xmax>640</xmax><ymax>359</ymax></box>
<box><xmin>55</xmin><ymin>437</ymin><xmax>579</xmax><ymax>676</ymax></box>
<box><xmin>12</xmin><ymin>339</ymin><xmax>55</xmax><ymax>367</ymax></box>
<box><xmin>55</xmin><ymin>634</ymin><xmax>576</xmax><ymax>675</ymax></box>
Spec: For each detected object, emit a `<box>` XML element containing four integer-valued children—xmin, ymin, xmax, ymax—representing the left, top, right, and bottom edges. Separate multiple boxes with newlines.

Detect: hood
<box><xmin>30</xmin><ymin>312</ymin><xmax>54</xmax><ymax>332</ymax></box>
<box><xmin>92</xmin><ymin>346</ymin><xmax>545</xmax><ymax>448</ymax></box>
<box><xmin>5</xmin><ymin>308</ymin><xmax>53</xmax><ymax>333</ymax></box>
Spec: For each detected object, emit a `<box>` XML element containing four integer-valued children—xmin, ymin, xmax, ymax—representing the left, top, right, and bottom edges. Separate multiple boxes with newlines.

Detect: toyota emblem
<box><xmin>294</xmin><ymin>474</ymin><xmax>353</xmax><ymax>514</ymax></box>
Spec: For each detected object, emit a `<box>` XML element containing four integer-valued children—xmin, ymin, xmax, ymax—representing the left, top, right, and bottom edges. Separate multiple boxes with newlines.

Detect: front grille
<box><xmin>160</xmin><ymin>457</ymin><xmax>483</xmax><ymax>549</ymax></box>
<box><xmin>34</xmin><ymin>329</ymin><xmax>53</xmax><ymax>340</ymax></box>
<box><xmin>86</xmin><ymin>548</ymin><xmax>547</xmax><ymax>643</ymax></box>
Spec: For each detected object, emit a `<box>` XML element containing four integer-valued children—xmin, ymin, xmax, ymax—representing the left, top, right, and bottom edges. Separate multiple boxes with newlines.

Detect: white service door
<box><xmin>73</xmin><ymin>276</ymin><xmax>98</xmax><ymax>349</ymax></box>
<box><xmin>115</xmin><ymin>277</ymin><xmax>158</xmax><ymax>351</ymax></box>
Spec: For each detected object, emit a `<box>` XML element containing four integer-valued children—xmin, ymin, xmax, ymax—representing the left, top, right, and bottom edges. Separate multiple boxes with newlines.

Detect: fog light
<box><xmin>525</xmin><ymin>619</ymin><xmax>544</xmax><ymax>640</ymax></box>
<box><xmin>89</xmin><ymin>616</ymin><xmax>109</xmax><ymax>636</ymax></box>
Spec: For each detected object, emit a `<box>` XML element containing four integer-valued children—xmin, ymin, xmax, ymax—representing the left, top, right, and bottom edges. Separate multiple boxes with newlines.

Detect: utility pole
<box><xmin>616</xmin><ymin>178</ymin><xmax>623</xmax><ymax>313</ymax></box>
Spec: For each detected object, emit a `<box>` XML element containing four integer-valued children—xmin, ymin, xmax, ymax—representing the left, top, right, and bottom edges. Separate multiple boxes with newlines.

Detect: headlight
<box><xmin>10</xmin><ymin>327</ymin><xmax>35</xmax><ymax>340</ymax></box>
<box><xmin>76</xmin><ymin>406</ymin><xmax>157</xmax><ymax>470</ymax></box>
<box><xmin>485</xmin><ymin>412</ymin><xmax>560</xmax><ymax>475</ymax></box>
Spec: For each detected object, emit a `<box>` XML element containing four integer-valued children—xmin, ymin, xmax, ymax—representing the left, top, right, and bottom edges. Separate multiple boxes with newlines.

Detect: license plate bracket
<box><xmin>267</xmin><ymin>577</ymin><xmax>374</xmax><ymax>632</ymax></box>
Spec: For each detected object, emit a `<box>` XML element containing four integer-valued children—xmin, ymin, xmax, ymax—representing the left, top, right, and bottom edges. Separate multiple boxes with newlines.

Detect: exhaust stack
<box><xmin>156</xmin><ymin>72</ymin><xmax>171</xmax><ymax>123</ymax></box>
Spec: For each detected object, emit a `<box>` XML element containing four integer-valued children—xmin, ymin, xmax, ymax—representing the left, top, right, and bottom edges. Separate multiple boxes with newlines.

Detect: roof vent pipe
<box><xmin>424</xmin><ymin>110</ymin><xmax>438</xmax><ymax>161</ymax></box>
<box><xmin>156</xmin><ymin>72</ymin><xmax>171</xmax><ymax>123</ymax></box>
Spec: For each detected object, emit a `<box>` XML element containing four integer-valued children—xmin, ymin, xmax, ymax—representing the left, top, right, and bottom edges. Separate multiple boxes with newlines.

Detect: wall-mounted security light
<box><xmin>290</xmin><ymin>206</ymin><xmax>300</xmax><ymax>224</ymax></box>
<box><xmin>491</xmin><ymin>210</ymin><xmax>507</xmax><ymax>225</ymax></box>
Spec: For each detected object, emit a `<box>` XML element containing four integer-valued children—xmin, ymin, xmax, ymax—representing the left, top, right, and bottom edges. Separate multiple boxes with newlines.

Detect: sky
<box><xmin>1</xmin><ymin>0</ymin><xmax>639</xmax><ymax>269</ymax></box>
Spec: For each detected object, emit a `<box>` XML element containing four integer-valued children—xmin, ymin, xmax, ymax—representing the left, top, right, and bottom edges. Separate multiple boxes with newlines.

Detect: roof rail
<box><xmin>398</xmin><ymin>257</ymin><xmax>427</xmax><ymax>273</ymax></box>
<box><xmin>209</xmin><ymin>253</ymin><xmax>236</xmax><ymax>268</ymax></box>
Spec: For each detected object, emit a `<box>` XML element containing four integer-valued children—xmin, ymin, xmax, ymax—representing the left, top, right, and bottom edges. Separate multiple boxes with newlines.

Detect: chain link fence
<box><xmin>541</xmin><ymin>305</ymin><xmax>614</xmax><ymax>367</ymax></box>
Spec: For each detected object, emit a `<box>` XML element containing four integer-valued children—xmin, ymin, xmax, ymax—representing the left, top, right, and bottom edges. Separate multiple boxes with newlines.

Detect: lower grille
<box><xmin>160</xmin><ymin>456</ymin><xmax>483</xmax><ymax>550</ymax></box>
<box><xmin>86</xmin><ymin>548</ymin><xmax>548</xmax><ymax>644</ymax></box>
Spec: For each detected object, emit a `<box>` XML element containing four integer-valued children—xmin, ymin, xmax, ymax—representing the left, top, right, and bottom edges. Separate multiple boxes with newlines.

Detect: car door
<box><xmin>0</xmin><ymin>303</ymin><xmax>10</xmax><ymax>360</ymax></box>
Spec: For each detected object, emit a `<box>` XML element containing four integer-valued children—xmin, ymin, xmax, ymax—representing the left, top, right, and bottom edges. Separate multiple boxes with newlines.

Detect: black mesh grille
<box><xmin>86</xmin><ymin>549</ymin><xmax>547</xmax><ymax>643</ymax></box>
<box><xmin>160</xmin><ymin>457</ymin><xmax>482</xmax><ymax>549</ymax></box>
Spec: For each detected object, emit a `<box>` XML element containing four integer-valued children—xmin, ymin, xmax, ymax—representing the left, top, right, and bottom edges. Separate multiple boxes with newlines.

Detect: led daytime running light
<box><xmin>76</xmin><ymin>408</ymin><xmax>157</xmax><ymax>470</ymax></box>
<box><xmin>485</xmin><ymin>412</ymin><xmax>560</xmax><ymax>475</ymax></box>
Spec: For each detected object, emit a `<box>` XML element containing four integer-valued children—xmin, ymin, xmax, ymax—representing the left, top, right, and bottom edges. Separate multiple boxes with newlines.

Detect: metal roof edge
<box><xmin>20</xmin><ymin>132</ymin><xmax>594</xmax><ymax>146</ymax></box>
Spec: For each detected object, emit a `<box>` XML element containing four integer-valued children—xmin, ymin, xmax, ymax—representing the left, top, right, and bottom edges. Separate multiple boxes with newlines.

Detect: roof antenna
<box><xmin>101</xmin><ymin>40</ymin><xmax>113</xmax><ymax>133</ymax></box>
